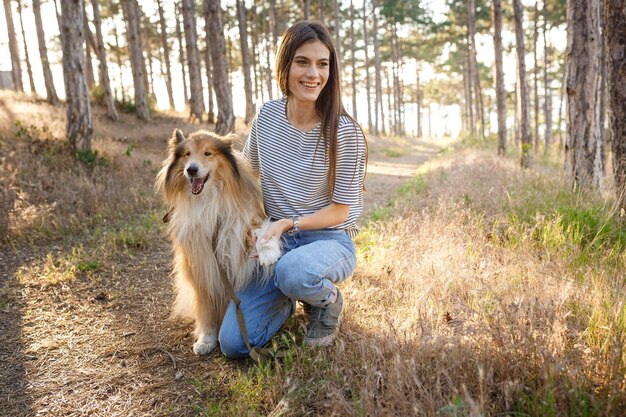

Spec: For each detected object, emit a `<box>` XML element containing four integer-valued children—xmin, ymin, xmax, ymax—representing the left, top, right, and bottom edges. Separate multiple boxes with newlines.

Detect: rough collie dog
<box><xmin>155</xmin><ymin>129</ymin><xmax>281</xmax><ymax>355</ymax></box>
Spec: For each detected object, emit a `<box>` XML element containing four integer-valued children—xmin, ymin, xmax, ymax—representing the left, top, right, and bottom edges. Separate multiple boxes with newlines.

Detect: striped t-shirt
<box><xmin>242</xmin><ymin>98</ymin><xmax>366</xmax><ymax>237</ymax></box>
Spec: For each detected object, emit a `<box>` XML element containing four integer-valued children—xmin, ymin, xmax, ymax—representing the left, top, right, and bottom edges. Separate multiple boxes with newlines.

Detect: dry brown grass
<box><xmin>260</xmin><ymin>150</ymin><xmax>625</xmax><ymax>416</ymax></box>
<box><xmin>1</xmin><ymin>92</ymin><xmax>625</xmax><ymax>416</ymax></box>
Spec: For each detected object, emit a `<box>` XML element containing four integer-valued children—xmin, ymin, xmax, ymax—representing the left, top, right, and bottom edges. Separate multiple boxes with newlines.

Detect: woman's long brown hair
<box><xmin>275</xmin><ymin>20</ymin><xmax>367</xmax><ymax>197</ymax></box>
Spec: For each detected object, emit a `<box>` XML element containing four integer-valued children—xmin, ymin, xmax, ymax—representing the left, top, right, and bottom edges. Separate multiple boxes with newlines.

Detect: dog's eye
<box><xmin>204</xmin><ymin>151</ymin><xmax>212</xmax><ymax>156</ymax></box>
<box><xmin>185</xmin><ymin>152</ymin><xmax>190</xmax><ymax>157</ymax></box>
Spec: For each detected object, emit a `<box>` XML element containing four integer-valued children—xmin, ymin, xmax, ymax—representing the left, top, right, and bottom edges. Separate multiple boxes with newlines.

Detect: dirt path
<box><xmin>362</xmin><ymin>136</ymin><xmax>449</xmax><ymax>219</ymax></box>
<box><xmin>0</xmin><ymin>103</ymin><xmax>449</xmax><ymax>416</ymax></box>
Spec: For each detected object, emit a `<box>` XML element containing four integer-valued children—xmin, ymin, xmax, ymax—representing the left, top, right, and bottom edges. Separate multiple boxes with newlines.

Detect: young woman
<box><xmin>218</xmin><ymin>21</ymin><xmax>367</xmax><ymax>358</ymax></box>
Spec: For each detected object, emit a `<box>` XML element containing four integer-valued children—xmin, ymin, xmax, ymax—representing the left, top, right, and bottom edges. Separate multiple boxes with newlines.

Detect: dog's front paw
<box><xmin>256</xmin><ymin>237</ymin><xmax>282</xmax><ymax>266</ymax></box>
<box><xmin>193</xmin><ymin>333</ymin><xmax>218</xmax><ymax>355</ymax></box>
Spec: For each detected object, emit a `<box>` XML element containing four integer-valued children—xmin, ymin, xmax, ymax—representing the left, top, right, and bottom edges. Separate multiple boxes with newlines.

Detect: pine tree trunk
<box><xmin>263</xmin><ymin>8</ymin><xmax>273</xmax><ymax>101</ymax></box>
<box><xmin>333</xmin><ymin>0</ymin><xmax>340</xmax><ymax>69</ymax></box>
<box><xmin>533</xmin><ymin>1</ymin><xmax>540</xmax><ymax>153</ymax></box>
<box><xmin>492</xmin><ymin>0</ymin><xmax>507</xmax><ymax>155</ymax></box>
<box><xmin>121</xmin><ymin>0</ymin><xmax>149</xmax><ymax>120</ymax></box>
<box><xmin>16</xmin><ymin>0</ymin><xmax>36</xmax><ymax>94</ymax></box>
<box><xmin>143</xmin><ymin>27</ymin><xmax>155</xmax><ymax>100</ymax></box>
<box><xmin>250</xmin><ymin>4</ymin><xmax>261</xmax><ymax>104</ymax></box>
<box><xmin>175</xmin><ymin>4</ymin><xmax>189</xmax><ymax>107</ymax></box>
<box><xmin>202</xmin><ymin>2</ymin><xmax>215</xmax><ymax>124</ymax></box>
<box><xmin>416</xmin><ymin>67</ymin><xmax>422</xmax><ymax>138</ymax></box>
<box><xmin>60</xmin><ymin>0</ymin><xmax>93</xmax><ymax>151</ymax></box>
<box><xmin>385</xmin><ymin>66</ymin><xmax>392</xmax><ymax>135</ymax></box>
<box><xmin>204</xmin><ymin>0</ymin><xmax>234</xmax><ymax>134</ymax></box>
<box><xmin>32</xmin><ymin>0</ymin><xmax>59</xmax><ymax>104</ymax></box>
<box><xmin>392</xmin><ymin>23</ymin><xmax>402</xmax><ymax>136</ymax></box>
<box><xmin>236</xmin><ymin>0</ymin><xmax>254</xmax><ymax>124</ymax></box>
<box><xmin>112</xmin><ymin>24</ymin><xmax>126</xmax><ymax>101</ymax></box>
<box><xmin>182</xmin><ymin>0</ymin><xmax>204</xmax><ymax>121</ymax></box>
<box><xmin>155</xmin><ymin>0</ymin><xmax>174</xmax><ymax>110</ymax></box>
<box><xmin>565</xmin><ymin>0</ymin><xmax>602</xmax><ymax>188</ymax></box>
<box><xmin>605</xmin><ymin>0</ymin><xmax>626</xmax><ymax>209</ymax></box>
<box><xmin>513</xmin><ymin>0</ymin><xmax>532</xmax><ymax>168</ymax></box>
<box><xmin>4</xmin><ymin>0</ymin><xmax>23</xmax><ymax>91</ymax></box>
<box><xmin>91</xmin><ymin>0</ymin><xmax>118</xmax><ymax>120</ymax></box>
<box><xmin>350</xmin><ymin>0</ymin><xmax>357</xmax><ymax>120</ymax></box>
<box><xmin>468</xmin><ymin>0</ymin><xmax>485</xmax><ymax>140</ymax></box>
<box><xmin>543</xmin><ymin>0</ymin><xmax>553</xmax><ymax>154</ymax></box>
<box><xmin>303</xmin><ymin>0</ymin><xmax>310</xmax><ymax>20</ymax></box>
<box><xmin>269</xmin><ymin>0</ymin><xmax>278</xmax><ymax>47</ymax></box>
<box><xmin>597</xmin><ymin>0</ymin><xmax>607</xmax><ymax>187</ymax></box>
<box><xmin>83</xmin><ymin>17</ymin><xmax>96</xmax><ymax>90</ymax></box>
<box><xmin>465</xmin><ymin>41</ymin><xmax>475</xmax><ymax>136</ymax></box>
<box><xmin>373</xmin><ymin>0</ymin><xmax>382</xmax><ymax>135</ymax></box>
<box><xmin>362</xmin><ymin>1</ymin><xmax>372</xmax><ymax>132</ymax></box>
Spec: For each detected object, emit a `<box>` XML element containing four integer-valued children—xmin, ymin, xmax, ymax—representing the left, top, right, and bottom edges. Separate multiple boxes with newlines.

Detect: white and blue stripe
<box><xmin>243</xmin><ymin>98</ymin><xmax>366</xmax><ymax>237</ymax></box>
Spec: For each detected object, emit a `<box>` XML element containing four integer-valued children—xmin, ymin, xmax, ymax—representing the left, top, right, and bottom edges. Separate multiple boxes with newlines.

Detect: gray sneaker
<box><xmin>304</xmin><ymin>289</ymin><xmax>343</xmax><ymax>347</ymax></box>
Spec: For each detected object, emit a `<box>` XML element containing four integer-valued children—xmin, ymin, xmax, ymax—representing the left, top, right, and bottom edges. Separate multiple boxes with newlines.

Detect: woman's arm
<box><xmin>260</xmin><ymin>202</ymin><xmax>350</xmax><ymax>243</ymax></box>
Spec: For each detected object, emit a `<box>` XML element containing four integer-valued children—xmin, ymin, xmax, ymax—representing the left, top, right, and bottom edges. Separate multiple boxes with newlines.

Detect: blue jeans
<box><xmin>218</xmin><ymin>229</ymin><xmax>357</xmax><ymax>358</ymax></box>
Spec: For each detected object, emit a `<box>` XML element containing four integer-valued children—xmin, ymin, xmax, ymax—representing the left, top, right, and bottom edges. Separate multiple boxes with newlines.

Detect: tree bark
<box><xmin>333</xmin><ymin>0</ymin><xmax>340</xmax><ymax>69</ymax></box>
<box><xmin>543</xmin><ymin>0</ymin><xmax>553</xmax><ymax>154</ymax></box>
<box><xmin>362</xmin><ymin>1</ymin><xmax>372</xmax><ymax>132</ymax></box>
<box><xmin>263</xmin><ymin>8</ymin><xmax>273</xmax><ymax>101</ymax></box>
<box><xmin>155</xmin><ymin>0</ymin><xmax>174</xmax><ymax>110</ymax></box>
<box><xmin>32</xmin><ymin>0</ymin><xmax>59</xmax><ymax>104</ymax></box>
<box><xmin>565</xmin><ymin>0</ymin><xmax>602</xmax><ymax>188</ymax></box>
<box><xmin>112</xmin><ymin>24</ymin><xmax>125</xmax><ymax>101</ymax></box>
<box><xmin>91</xmin><ymin>0</ymin><xmax>118</xmax><ymax>120</ymax></box>
<box><xmin>465</xmin><ymin>40</ymin><xmax>475</xmax><ymax>136</ymax></box>
<box><xmin>175</xmin><ymin>4</ymin><xmax>189</xmax><ymax>107</ymax></box>
<box><xmin>204</xmin><ymin>0</ymin><xmax>234</xmax><ymax>134</ymax></box>
<box><xmin>373</xmin><ymin>0</ymin><xmax>382</xmax><ymax>135</ymax></box>
<box><xmin>121</xmin><ymin>0</ymin><xmax>149</xmax><ymax>120</ymax></box>
<box><xmin>303</xmin><ymin>0</ymin><xmax>310</xmax><ymax>20</ymax></box>
<box><xmin>605</xmin><ymin>0</ymin><xmax>626</xmax><ymax>209</ymax></box>
<box><xmin>513</xmin><ymin>0</ymin><xmax>532</xmax><ymax>168</ymax></box>
<box><xmin>201</xmin><ymin>4</ymin><xmax>214</xmax><ymax>123</ymax></box>
<box><xmin>468</xmin><ymin>0</ymin><xmax>485</xmax><ymax>140</ymax></box>
<box><xmin>250</xmin><ymin>4</ymin><xmax>261</xmax><ymax>104</ymax></box>
<box><xmin>60</xmin><ymin>0</ymin><xmax>93</xmax><ymax>151</ymax></box>
<box><xmin>533</xmin><ymin>1</ymin><xmax>540</xmax><ymax>153</ymax></box>
<box><xmin>4</xmin><ymin>0</ymin><xmax>23</xmax><ymax>91</ymax></box>
<box><xmin>236</xmin><ymin>0</ymin><xmax>254</xmax><ymax>124</ymax></box>
<box><xmin>416</xmin><ymin>67</ymin><xmax>422</xmax><ymax>138</ymax></box>
<box><xmin>598</xmin><ymin>0</ymin><xmax>607</xmax><ymax>185</ymax></box>
<box><xmin>83</xmin><ymin>16</ymin><xmax>96</xmax><ymax>90</ymax></box>
<box><xmin>349</xmin><ymin>0</ymin><xmax>357</xmax><ymax>120</ymax></box>
<box><xmin>16</xmin><ymin>0</ymin><xmax>36</xmax><ymax>94</ymax></box>
<box><xmin>492</xmin><ymin>0</ymin><xmax>507</xmax><ymax>155</ymax></box>
<box><xmin>182</xmin><ymin>0</ymin><xmax>204</xmax><ymax>121</ymax></box>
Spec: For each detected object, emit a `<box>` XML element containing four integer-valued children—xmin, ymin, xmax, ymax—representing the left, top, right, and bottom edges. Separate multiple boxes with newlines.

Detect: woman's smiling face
<box><xmin>287</xmin><ymin>40</ymin><xmax>331</xmax><ymax>104</ymax></box>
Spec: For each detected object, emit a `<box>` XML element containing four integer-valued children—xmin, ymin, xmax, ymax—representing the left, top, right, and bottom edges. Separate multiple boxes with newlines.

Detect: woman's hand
<box><xmin>260</xmin><ymin>218</ymin><xmax>293</xmax><ymax>243</ymax></box>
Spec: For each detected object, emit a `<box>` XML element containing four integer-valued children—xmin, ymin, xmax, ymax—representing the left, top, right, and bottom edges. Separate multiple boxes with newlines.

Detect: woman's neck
<box><xmin>286</xmin><ymin>98</ymin><xmax>320</xmax><ymax>129</ymax></box>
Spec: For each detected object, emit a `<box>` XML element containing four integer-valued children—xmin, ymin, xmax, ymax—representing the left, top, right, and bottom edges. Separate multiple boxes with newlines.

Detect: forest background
<box><xmin>0</xmin><ymin>0</ymin><xmax>625</xmax><ymax>416</ymax></box>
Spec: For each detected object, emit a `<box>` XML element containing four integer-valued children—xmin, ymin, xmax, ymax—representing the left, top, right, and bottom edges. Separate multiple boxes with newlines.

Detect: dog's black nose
<box><xmin>186</xmin><ymin>165</ymin><xmax>198</xmax><ymax>176</ymax></box>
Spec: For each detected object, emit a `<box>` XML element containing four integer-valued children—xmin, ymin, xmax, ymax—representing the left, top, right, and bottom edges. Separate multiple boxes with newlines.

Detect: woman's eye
<box><xmin>204</xmin><ymin>151</ymin><xmax>211</xmax><ymax>156</ymax></box>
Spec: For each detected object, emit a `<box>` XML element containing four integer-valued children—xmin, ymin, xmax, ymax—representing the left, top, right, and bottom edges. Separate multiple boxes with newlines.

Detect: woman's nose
<box><xmin>305</xmin><ymin>65</ymin><xmax>318</xmax><ymax>77</ymax></box>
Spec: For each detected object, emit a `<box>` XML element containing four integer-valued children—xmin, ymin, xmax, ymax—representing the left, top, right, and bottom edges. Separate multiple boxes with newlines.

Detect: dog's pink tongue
<box><xmin>191</xmin><ymin>178</ymin><xmax>204</xmax><ymax>194</ymax></box>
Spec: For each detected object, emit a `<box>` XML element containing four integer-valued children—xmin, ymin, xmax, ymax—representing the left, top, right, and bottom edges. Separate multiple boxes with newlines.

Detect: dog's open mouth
<box><xmin>190</xmin><ymin>174</ymin><xmax>209</xmax><ymax>195</ymax></box>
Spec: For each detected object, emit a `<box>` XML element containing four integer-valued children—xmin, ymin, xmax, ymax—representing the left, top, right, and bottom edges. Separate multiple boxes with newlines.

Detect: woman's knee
<box><xmin>274</xmin><ymin>255</ymin><xmax>311</xmax><ymax>298</ymax></box>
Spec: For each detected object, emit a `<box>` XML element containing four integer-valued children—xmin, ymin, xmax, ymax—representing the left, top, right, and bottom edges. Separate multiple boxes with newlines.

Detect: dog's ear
<box><xmin>169</xmin><ymin>129</ymin><xmax>186</xmax><ymax>150</ymax></box>
<box><xmin>222</xmin><ymin>133</ymin><xmax>241</xmax><ymax>149</ymax></box>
